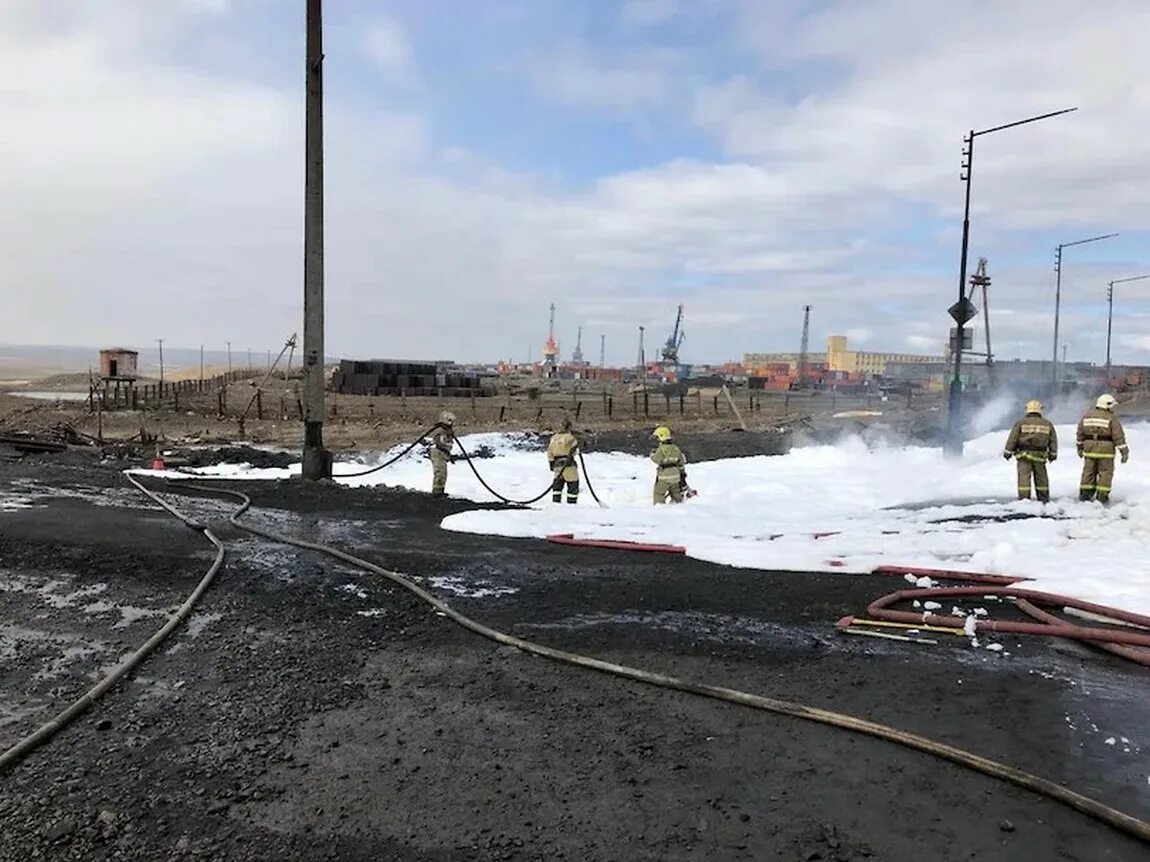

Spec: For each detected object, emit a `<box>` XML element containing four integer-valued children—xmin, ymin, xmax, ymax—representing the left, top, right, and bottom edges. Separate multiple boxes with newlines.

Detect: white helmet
<box><xmin>439</xmin><ymin>411</ymin><xmax>456</xmax><ymax>425</ymax></box>
<box><xmin>1096</xmin><ymin>394</ymin><xmax>1117</xmax><ymax>411</ymax></box>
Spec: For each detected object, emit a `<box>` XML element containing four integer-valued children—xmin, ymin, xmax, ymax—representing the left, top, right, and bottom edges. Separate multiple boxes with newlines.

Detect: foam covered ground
<box><xmin>154</xmin><ymin>424</ymin><xmax>1150</xmax><ymax>617</ymax></box>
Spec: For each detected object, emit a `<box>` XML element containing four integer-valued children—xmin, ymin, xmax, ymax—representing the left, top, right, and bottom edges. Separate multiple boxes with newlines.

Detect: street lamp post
<box><xmin>1052</xmin><ymin>233</ymin><xmax>1118</xmax><ymax>386</ymax></box>
<box><xmin>1106</xmin><ymin>273</ymin><xmax>1150</xmax><ymax>378</ymax></box>
<box><xmin>945</xmin><ymin>107</ymin><xmax>1078</xmax><ymax>457</ymax></box>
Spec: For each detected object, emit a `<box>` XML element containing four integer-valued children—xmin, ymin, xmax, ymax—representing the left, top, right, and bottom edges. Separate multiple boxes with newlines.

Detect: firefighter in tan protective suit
<box><xmin>546</xmin><ymin>418</ymin><xmax>580</xmax><ymax>504</ymax></box>
<box><xmin>1077</xmin><ymin>394</ymin><xmax>1128</xmax><ymax>503</ymax></box>
<box><xmin>428</xmin><ymin>411</ymin><xmax>456</xmax><ymax>498</ymax></box>
<box><xmin>1003</xmin><ymin>400</ymin><xmax>1058</xmax><ymax>502</ymax></box>
<box><xmin>650</xmin><ymin>426</ymin><xmax>686</xmax><ymax>504</ymax></box>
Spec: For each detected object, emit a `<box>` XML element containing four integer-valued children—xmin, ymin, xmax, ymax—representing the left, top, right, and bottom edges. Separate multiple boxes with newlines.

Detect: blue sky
<box><xmin>2</xmin><ymin>0</ymin><xmax>1150</xmax><ymax>366</ymax></box>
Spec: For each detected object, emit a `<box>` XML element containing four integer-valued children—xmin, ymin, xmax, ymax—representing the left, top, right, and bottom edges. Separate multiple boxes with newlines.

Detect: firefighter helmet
<box><xmin>1025</xmin><ymin>400</ymin><xmax>1043</xmax><ymax>414</ymax></box>
<box><xmin>652</xmin><ymin>426</ymin><xmax>672</xmax><ymax>442</ymax></box>
<box><xmin>439</xmin><ymin>411</ymin><xmax>456</xmax><ymax>425</ymax></box>
<box><xmin>1096</xmin><ymin>394</ymin><xmax>1117</xmax><ymax>411</ymax></box>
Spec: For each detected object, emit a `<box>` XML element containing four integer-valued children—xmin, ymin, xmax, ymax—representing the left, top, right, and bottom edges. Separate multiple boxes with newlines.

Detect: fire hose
<box><xmin>866</xmin><ymin>584</ymin><xmax>1150</xmax><ymax>666</ymax></box>
<box><xmin>332</xmin><ymin>424</ymin><xmax>440</xmax><ymax>478</ymax></box>
<box><xmin>162</xmin><ymin>480</ymin><xmax>1148</xmax><ymax>845</ymax></box>
<box><xmin>0</xmin><ymin>473</ymin><xmax>245</xmax><ymax>772</ymax></box>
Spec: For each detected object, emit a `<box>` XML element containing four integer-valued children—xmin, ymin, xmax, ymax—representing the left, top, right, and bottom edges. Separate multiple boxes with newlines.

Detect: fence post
<box><xmin>575</xmin><ymin>401</ymin><xmax>583</xmax><ymax>420</ymax></box>
<box><xmin>499</xmin><ymin>405</ymin><xmax>506</xmax><ymax>422</ymax></box>
<box><xmin>174</xmin><ymin>389</ymin><xmax>179</xmax><ymax>411</ymax></box>
<box><xmin>256</xmin><ymin>390</ymin><xmax>263</xmax><ymax>420</ymax></box>
<box><xmin>633</xmin><ymin>392</ymin><xmax>638</xmax><ymax>414</ymax></box>
<box><xmin>643</xmin><ymin>392</ymin><xmax>649</xmax><ymax>417</ymax></box>
<box><xmin>679</xmin><ymin>393</ymin><xmax>684</xmax><ymax>415</ymax></box>
<box><xmin>664</xmin><ymin>394</ymin><xmax>671</xmax><ymax>414</ymax></box>
<box><xmin>132</xmin><ymin>388</ymin><xmax>138</xmax><ymax>410</ymax></box>
<box><xmin>217</xmin><ymin>390</ymin><xmax>225</xmax><ymax>417</ymax></box>
<box><xmin>608</xmin><ymin>396</ymin><xmax>613</xmax><ymax>419</ymax></box>
<box><xmin>713</xmin><ymin>395</ymin><xmax>719</xmax><ymax>414</ymax></box>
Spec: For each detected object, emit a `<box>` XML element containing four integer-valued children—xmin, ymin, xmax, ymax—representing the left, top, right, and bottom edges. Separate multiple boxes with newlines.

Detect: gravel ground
<box><xmin>0</xmin><ymin>454</ymin><xmax>1148</xmax><ymax>861</ymax></box>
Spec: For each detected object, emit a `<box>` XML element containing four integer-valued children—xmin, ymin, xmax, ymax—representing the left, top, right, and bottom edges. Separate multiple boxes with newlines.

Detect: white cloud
<box><xmin>621</xmin><ymin>0</ymin><xmax>680</xmax><ymax>26</ymax></box>
<box><xmin>532</xmin><ymin>45</ymin><xmax>668</xmax><ymax>110</ymax></box>
<box><xmin>363</xmin><ymin>16</ymin><xmax>416</xmax><ymax>84</ymax></box>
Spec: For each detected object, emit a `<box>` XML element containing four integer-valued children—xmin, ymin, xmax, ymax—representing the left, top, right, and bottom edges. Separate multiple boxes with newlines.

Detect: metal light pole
<box><xmin>945</xmin><ymin>107</ymin><xmax>1077</xmax><ymax>457</ymax></box>
<box><xmin>1106</xmin><ymin>273</ymin><xmax>1150</xmax><ymax>378</ymax></box>
<box><xmin>199</xmin><ymin>344</ymin><xmax>204</xmax><ymax>384</ymax></box>
<box><xmin>1052</xmin><ymin>232</ymin><xmax>1118</xmax><ymax>386</ymax></box>
<box><xmin>301</xmin><ymin>0</ymin><xmax>331</xmax><ymax>479</ymax></box>
<box><xmin>157</xmin><ymin>338</ymin><xmax>165</xmax><ymax>388</ymax></box>
<box><xmin>227</xmin><ymin>341</ymin><xmax>232</xmax><ymax>374</ymax></box>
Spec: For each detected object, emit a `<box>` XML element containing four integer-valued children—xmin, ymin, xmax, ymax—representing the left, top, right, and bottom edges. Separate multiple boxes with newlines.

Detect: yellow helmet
<box><xmin>439</xmin><ymin>411</ymin><xmax>456</xmax><ymax>425</ymax></box>
<box><xmin>1025</xmin><ymin>400</ymin><xmax>1043</xmax><ymax>414</ymax></box>
<box><xmin>1096</xmin><ymin>394</ymin><xmax>1117</xmax><ymax>411</ymax></box>
<box><xmin>652</xmin><ymin>426</ymin><xmax>672</xmax><ymax>442</ymax></box>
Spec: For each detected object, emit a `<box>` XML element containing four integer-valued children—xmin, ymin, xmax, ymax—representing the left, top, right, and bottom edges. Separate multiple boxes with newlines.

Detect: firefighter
<box><xmin>428</xmin><ymin>411</ymin><xmax>456</xmax><ymax>497</ymax></box>
<box><xmin>1077</xmin><ymin>394</ymin><xmax>1128</xmax><ymax>503</ymax></box>
<box><xmin>547</xmin><ymin>417</ymin><xmax>580</xmax><ymax>504</ymax></box>
<box><xmin>650</xmin><ymin>425</ymin><xmax>686</xmax><ymax>504</ymax></box>
<box><xmin>1003</xmin><ymin>400</ymin><xmax>1057</xmax><ymax>502</ymax></box>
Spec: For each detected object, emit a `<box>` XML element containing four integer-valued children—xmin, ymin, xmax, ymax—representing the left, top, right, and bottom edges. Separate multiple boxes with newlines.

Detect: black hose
<box><xmin>173</xmin><ymin>482</ymin><xmax>1150</xmax><ymax>847</ymax></box>
<box><xmin>450</xmin><ymin>434</ymin><xmax>554</xmax><ymax>506</ymax></box>
<box><xmin>576</xmin><ymin>449</ymin><xmax>606</xmax><ymax>507</ymax></box>
<box><xmin>0</xmin><ymin>473</ymin><xmax>244</xmax><ymax>772</ymax></box>
<box><xmin>333</xmin><ymin>424</ymin><xmax>439</xmax><ymax>478</ymax></box>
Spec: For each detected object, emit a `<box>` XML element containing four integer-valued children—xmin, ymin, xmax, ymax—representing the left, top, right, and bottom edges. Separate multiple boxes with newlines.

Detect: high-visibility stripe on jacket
<box><xmin>1004</xmin><ymin>414</ymin><xmax>1057</xmax><ymax>461</ymax></box>
<box><xmin>1076</xmin><ymin>408</ymin><xmax>1127</xmax><ymax>459</ymax></box>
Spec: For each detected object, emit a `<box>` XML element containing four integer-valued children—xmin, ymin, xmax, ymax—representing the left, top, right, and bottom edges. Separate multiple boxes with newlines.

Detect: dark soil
<box><xmin>0</xmin><ymin>460</ymin><xmax>1147</xmax><ymax>861</ymax></box>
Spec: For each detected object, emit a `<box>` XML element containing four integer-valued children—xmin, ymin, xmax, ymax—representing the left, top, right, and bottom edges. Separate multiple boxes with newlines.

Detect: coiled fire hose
<box><xmin>168</xmin><ymin>481</ymin><xmax>1148</xmax><ymax>846</ymax></box>
<box><xmin>0</xmin><ymin>473</ymin><xmax>246</xmax><ymax>772</ymax></box>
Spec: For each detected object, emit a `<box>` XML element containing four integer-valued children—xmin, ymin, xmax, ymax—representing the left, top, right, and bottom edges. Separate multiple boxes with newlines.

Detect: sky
<box><xmin>2</xmin><ymin>0</ymin><xmax>1150</xmax><ymax>367</ymax></box>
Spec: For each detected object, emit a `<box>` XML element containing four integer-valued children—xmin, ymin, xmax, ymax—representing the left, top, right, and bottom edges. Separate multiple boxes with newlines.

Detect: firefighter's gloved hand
<box><xmin>1076</xmin><ymin>446</ymin><xmax>1084</xmax><ymax>458</ymax></box>
<box><xmin>1121</xmin><ymin>450</ymin><xmax>1129</xmax><ymax>464</ymax></box>
<box><xmin>1002</xmin><ymin>452</ymin><xmax>1012</xmax><ymax>461</ymax></box>
<box><xmin>1049</xmin><ymin>452</ymin><xmax>1057</xmax><ymax>462</ymax></box>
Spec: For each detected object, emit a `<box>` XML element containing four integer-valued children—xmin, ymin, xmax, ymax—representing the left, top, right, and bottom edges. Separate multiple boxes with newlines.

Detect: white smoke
<box><xmin>968</xmin><ymin>393</ymin><xmax>1017</xmax><ymax>438</ymax></box>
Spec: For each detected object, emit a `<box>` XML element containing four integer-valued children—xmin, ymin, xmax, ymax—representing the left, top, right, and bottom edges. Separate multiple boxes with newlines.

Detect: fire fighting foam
<box><xmin>167</xmin><ymin>424</ymin><xmax>1150</xmax><ymax>618</ymax></box>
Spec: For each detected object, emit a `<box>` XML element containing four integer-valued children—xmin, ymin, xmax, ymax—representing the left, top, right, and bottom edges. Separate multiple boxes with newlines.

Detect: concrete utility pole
<box><xmin>1052</xmin><ymin>233</ymin><xmax>1118</xmax><ymax>386</ymax></box>
<box><xmin>599</xmin><ymin>334</ymin><xmax>605</xmax><ymax>368</ymax></box>
<box><xmin>200</xmin><ymin>344</ymin><xmax>204</xmax><ymax>384</ymax></box>
<box><xmin>247</xmin><ymin>348</ymin><xmax>252</xmax><ymax>371</ymax></box>
<box><xmin>156</xmin><ymin>338</ymin><xmax>165</xmax><ymax>387</ymax></box>
<box><xmin>227</xmin><ymin>341</ymin><xmax>233</xmax><ymax>374</ymax></box>
<box><xmin>301</xmin><ymin>0</ymin><xmax>331</xmax><ymax>479</ymax></box>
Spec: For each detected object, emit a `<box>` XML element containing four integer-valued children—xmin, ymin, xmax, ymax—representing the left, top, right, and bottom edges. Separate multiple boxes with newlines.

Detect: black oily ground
<box><xmin>0</xmin><ymin>459</ymin><xmax>1147</xmax><ymax>861</ymax></box>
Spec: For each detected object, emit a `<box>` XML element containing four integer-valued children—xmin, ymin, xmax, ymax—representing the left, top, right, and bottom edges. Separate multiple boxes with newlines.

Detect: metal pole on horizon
<box><xmin>945</xmin><ymin>106</ymin><xmax>1077</xmax><ymax>458</ymax></box>
<box><xmin>157</xmin><ymin>338</ymin><xmax>165</xmax><ymax>388</ymax></box>
<box><xmin>1052</xmin><ymin>232</ymin><xmax>1118</xmax><ymax>386</ymax></box>
<box><xmin>1106</xmin><ymin>273</ymin><xmax>1150</xmax><ymax>378</ymax></box>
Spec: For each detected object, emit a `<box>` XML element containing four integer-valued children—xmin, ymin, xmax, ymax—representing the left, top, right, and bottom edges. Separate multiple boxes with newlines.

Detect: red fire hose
<box><xmin>867</xmin><ymin>585</ymin><xmax>1150</xmax><ymax>652</ymax></box>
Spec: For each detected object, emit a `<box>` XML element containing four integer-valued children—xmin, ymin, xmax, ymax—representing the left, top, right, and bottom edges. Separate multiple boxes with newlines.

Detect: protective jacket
<box><xmin>650</xmin><ymin>442</ymin><xmax>685</xmax><ymax>481</ymax></box>
<box><xmin>429</xmin><ymin>425</ymin><xmax>454</xmax><ymax>457</ymax></box>
<box><xmin>1077</xmin><ymin>408</ymin><xmax>1127</xmax><ymax>460</ymax></box>
<box><xmin>1004</xmin><ymin>414</ymin><xmax>1057</xmax><ymax>462</ymax></box>
<box><xmin>547</xmin><ymin>431</ymin><xmax>580</xmax><ymax>482</ymax></box>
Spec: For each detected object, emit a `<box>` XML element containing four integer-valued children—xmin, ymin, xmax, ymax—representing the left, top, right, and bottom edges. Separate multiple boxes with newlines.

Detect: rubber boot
<box><xmin>1079</xmin><ymin>490</ymin><xmax>1094</xmax><ymax>502</ymax></box>
<box><xmin>1036</xmin><ymin>493</ymin><xmax>1050</xmax><ymax>503</ymax></box>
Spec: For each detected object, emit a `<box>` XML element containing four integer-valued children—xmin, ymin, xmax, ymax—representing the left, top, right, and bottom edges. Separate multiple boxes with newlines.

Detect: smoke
<box><xmin>1047</xmin><ymin>390</ymin><xmax>1096</xmax><ymax>425</ymax></box>
<box><xmin>968</xmin><ymin>393</ymin><xmax>1016</xmax><ymax>437</ymax></box>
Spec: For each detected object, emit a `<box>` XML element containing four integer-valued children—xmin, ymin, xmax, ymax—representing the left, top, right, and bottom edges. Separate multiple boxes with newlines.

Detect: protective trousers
<box><xmin>1016</xmin><ymin>458</ymin><xmax>1049</xmax><ymax>502</ymax></box>
<box><xmin>551</xmin><ymin>472</ymin><xmax>579</xmax><ymax>504</ymax></box>
<box><xmin>430</xmin><ymin>450</ymin><xmax>448</xmax><ymax>496</ymax></box>
<box><xmin>654</xmin><ymin>477</ymin><xmax>683</xmax><ymax>504</ymax></box>
<box><xmin>1079</xmin><ymin>456</ymin><xmax>1115</xmax><ymax>502</ymax></box>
